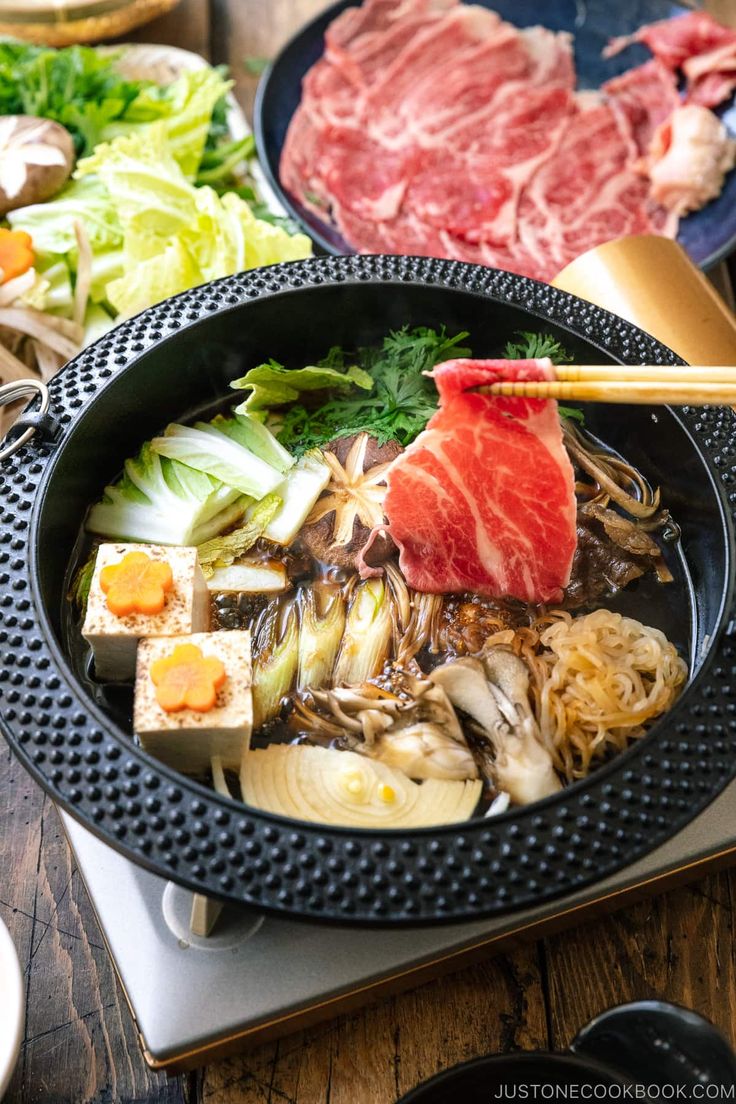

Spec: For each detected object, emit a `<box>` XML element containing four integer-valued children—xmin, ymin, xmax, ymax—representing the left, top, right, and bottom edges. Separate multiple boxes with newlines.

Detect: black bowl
<box><xmin>398</xmin><ymin>1001</ymin><xmax>736</xmax><ymax>1101</ymax></box>
<box><xmin>1</xmin><ymin>254</ymin><xmax>734</xmax><ymax>925</ymax></box>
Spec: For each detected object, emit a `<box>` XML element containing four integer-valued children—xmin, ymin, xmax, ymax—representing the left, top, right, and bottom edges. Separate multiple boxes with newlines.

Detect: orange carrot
<box><xmin>100</xmin><ymin>550</ymin><xmax>174</xmax><ymax>617</ymax></box>
<box><xmin>150</xmin><ymin>643</ymin><xmax>227</xmax><ymax>713</ymax></box>
<box><xmin>0</xmin><ymin>229</ymin><xmax>34</xmax><ymax>285</ymax></box>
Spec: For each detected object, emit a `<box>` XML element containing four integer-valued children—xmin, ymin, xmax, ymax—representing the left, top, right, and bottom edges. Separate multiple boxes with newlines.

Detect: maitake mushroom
<box><xmin>300</xmin><ymin>433</ymin><xmax>401</xmax><ymax>569</ymax></box>
<box><xmin>431</xmin><ymin>647</ymin><xmax>561</xmax><ymax>805</ymax></box>
<box><xmin>291</xmin><ymin>676</ymin><xmax>479</xmax><ymax>782</ymax></box>
<box><xmin>0</xmin><ymin>116</ymin><xmax>74</xmax><ymax>215</ymax></box>
<box><xmin>289</xmin><ymin>641</ymin><xmax>562</xmax><ymax>803</ymax></box>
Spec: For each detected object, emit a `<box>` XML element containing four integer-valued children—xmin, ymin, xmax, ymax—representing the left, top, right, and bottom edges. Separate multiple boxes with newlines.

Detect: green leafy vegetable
<box><xmin>231</xmin><ymin>358</ymin><xmax>373</xmax><ymax>413</ymax></box>
<box><xmin>503</xmin><ymin>330</ymin><xmax>584</xmax><ymax>425</ymax></box>
<box><xmin>503</xmin><ymin>331</ymin><xmax>574</xmax><ymax>363</ymax></box>
<box><xmin>86</xmin><ymin>443</ymin><xmax>246</xmax><ymax>546</ymax></box>
<box><xmin>196</xmin><ymin>134</ymin><xmax>254</xmax><ymax>189</ymax></box>
<box><xmin>270</xmin><ymin>327</ymin><xmax>471</xmax><ymax>454</ymax></box>
<box><xmin>0</xmin><ymin>43</ymin><xmax>149</xmax><ymax>156</ymax></box>
<box><xmin>197</xmin><ymin>494</ymin><xmax>282</xmax><ymax>578</ymax></box>
<box><xmin>0</xmin><ymin>46</ymin><xmax>229</xmax><ymax>169</ymax></box>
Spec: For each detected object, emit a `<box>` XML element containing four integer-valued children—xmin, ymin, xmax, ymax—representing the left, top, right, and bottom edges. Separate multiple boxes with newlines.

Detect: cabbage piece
<box><xmin>231</xmin><ymin>359</ymin><xmax>373</xmax><ymax>413</ymax></box>
<box><xmin>105</xmin><ymin>238</ymin><xmax>199</xmax><ymax>318</ymax></box>
<box><xmin>97</xmin><ymin>68</ymin><xmax>231</xmax><ymax>180</ymax></box>
<box><xmin>16</xmin><ymin>261</ymin><xmax>73</xmax><ymax>313</ymax></box>
<box><xmin>8</xmin><ymin>176</ymin><xmax>124</xmax><ymax>305</ymax></box>
<box><xmin>7</xmin><ymin>176</ymin><xmax>123</xmax><ymax>254</ymax></box>
<box><xmin>76</xmin><ymin>123</ymin><xmax>311</xmax><ymax>318</ymax></box>
<box><xmin>83</xmin><ymin>302</ymin><xmax>116</xmax><ymax>346</ymax></box>
<box><xmin>151</xmin><ymin>421</ymin><xmax>285</xmax><ymax>499</ymax></box>
<box><xmin>261</xmin><ymin>453</ymin><xmax>331</xmax><ymax>546</ymax></box>
<box><xmin>240</xmin><ymin>745</ymin><xmax>482</xmax><ymax>828</ymax></box>
<box><xmin>86</xmin><ymin>443</ymin><xmax>245</xmax><ymax>545</ymax></box>
<box><xmin>77</xmin><ymin>125</ymin><xmax>195</xmax><ymax>256</ymax></box>
<box><xmin>197</xmin><ymin>493</ymin><xmax>282</xmax><ymax>578</ymax></box>
<box><xmin>209</xmin><ymin>414</ymin><xmax>294</xmax><ymax>474</ymax></box>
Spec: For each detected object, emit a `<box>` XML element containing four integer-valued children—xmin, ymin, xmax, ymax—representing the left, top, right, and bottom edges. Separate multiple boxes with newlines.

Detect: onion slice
<box><xmin>240</xmin><ymin>744</ymin><xmax>482</xmax><ymax>828</ymax></box>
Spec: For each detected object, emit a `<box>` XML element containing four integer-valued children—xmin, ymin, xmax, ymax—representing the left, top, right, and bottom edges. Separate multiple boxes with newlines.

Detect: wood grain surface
<box><xmin>3</xmin><ymin>1</ymin><xmax>736</xmax><ymax>1102</ymax></box>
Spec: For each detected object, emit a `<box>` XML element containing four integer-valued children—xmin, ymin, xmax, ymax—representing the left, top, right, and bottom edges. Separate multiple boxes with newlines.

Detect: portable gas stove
<box><xmin>59</xmin><ymin>777</ymin><xmax>736</xmax><ymax>1073</ymax></box>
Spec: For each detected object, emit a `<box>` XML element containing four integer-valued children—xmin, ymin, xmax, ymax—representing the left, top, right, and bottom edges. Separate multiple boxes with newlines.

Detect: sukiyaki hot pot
<box><xmin>1</xmin><ymin>254</ymin><xmax>733</xmax><ymax>926</ymax></box>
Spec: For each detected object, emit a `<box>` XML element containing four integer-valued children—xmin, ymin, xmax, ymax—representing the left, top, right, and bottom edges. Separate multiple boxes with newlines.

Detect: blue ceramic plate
<box><xmin>255</xmin><ymin>0</ymin><xmax>736</xmax><ymax>270</ymax></box>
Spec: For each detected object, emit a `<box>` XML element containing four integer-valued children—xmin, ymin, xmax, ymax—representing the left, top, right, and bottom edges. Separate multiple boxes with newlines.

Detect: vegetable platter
<box><xmin>0</xmin><ymin>39</ymin><xmax>311</xmax><ymax>435</ymax></box>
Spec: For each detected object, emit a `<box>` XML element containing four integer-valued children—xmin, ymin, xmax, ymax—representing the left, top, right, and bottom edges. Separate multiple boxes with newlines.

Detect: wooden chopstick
<box><xmin>554</xmin><ymin>365</ymin><xmax>736</xmax><ymax>382</ymax></box>
<box><xmin>473</xmin><ymin>365</ymin><xmax>736</xmax><ymax>405</ymax></box>
<box><xmin>479</xmin><ymin>381</ymin><xmax>736</xmax><ymax>405</ymax></box>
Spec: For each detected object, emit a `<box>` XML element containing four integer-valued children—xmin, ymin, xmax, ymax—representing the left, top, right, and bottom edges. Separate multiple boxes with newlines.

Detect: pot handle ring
<box><xmin>570</xmin><ymin>1000</ymin><xmax>736</xmax><ymax>1090</ymax></box>
<box><xmin>0</xmin><ymin>379</ymin><xmax>58</xmax><ymax>462</ymax></box>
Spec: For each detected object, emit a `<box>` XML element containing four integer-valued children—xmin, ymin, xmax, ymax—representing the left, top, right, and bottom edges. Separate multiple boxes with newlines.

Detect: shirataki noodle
<box><xmin>489</xmin><ymin>610</ymin><xmax>687</xmax><ymax>780</ymax></box>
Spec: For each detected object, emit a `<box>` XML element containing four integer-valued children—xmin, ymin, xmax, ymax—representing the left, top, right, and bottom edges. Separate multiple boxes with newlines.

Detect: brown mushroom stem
<box><xmin>563</xmin><ymin>422</ymin><xmax>661</xmax><ymax>520</ymax></box>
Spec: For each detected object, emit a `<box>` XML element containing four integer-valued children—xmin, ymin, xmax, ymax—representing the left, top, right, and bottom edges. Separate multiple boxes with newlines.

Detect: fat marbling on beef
<box><xmin>381</xmin><ymin>359</ymin><xmax>577</xmax><ymax>604</ymax></box>
<box><xmin>605</xmin><ymin>10</ymin><xmax>736</xmax><ymax>109</ymax></box>
<box><xmin>280</xmin><ymin>1</ymin><xmax>736</xmax><ymax>279</ymax></box>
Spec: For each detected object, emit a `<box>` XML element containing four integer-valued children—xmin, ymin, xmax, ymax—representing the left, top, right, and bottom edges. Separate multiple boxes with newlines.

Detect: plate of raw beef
<box><xmin>254</xmin><ymin>0</ymin><xmax>736</xmax><ymax>280</ymax></box>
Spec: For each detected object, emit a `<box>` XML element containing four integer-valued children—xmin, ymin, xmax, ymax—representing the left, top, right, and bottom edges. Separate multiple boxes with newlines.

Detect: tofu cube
<box><xmin>206</xmin><ymin>561</ymin><xmax>288</xmax><ymax>594</ymax></box>
<box><xmin>82</xmin><ymin>543</ymin><xmax>209</xmax><ymax>682</ymax></box>
<box><xmin>134</xmin><ymin>630</ymin><xmax>252</xmax><ymax>774</ymax></box>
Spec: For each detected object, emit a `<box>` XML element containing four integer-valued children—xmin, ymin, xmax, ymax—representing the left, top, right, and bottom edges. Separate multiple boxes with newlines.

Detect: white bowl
<box><xmin>0</xmin><ymin>916</ymin><xmax>23</xmax><ymax>1100</ymax></box>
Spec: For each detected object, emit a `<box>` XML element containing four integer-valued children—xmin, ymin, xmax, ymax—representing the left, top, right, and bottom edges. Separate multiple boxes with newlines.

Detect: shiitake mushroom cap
<box><xmin>0</xmin><ymin>116</ymin><xmax>75</xmax><ymax>215</ymax></box>
<box><xmin>300</xmin><ymin>433</ymin><xmax>402</xmax><ymax>569</ymax></box>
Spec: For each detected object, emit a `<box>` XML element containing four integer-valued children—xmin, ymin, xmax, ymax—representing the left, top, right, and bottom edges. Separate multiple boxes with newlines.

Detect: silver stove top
<box><xmin>60</xmin><ymin>778</ymin><xmax>736</xmax><ymax>1071</ymax></box>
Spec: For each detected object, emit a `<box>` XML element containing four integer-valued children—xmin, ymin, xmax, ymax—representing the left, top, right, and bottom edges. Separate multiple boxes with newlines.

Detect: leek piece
<box><xmin>240</xmin><ymin>745</ymin><xmax>482</xmax><ymax>828</ymax></box>
<box><xmin>297</xmin><ymin>586</ymin><xmax>346</xmax><ymax>691</ymax></box>
<box><xmin>333</xmin><ymin>578</ymin><xmax>392</xmax><ymax>686</ymax></box>
<box><xmin>260</xmin><ymin>452</ymin><xmax>330</xmax><ymax>546</ymax></box>
<box><xmin>207</xmin><ymin>562</ymin><xmax>288</xmax><ymax>594</ymax></box>
<box><xmin>252</xmin><ymin>601</ymin><xmax>299</xmax><ymax>728</ymax></box>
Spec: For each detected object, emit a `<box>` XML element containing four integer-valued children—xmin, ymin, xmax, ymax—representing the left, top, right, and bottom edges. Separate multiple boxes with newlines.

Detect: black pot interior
<box><xmin>37</xmin><ymin>281</ymin><xmax>725</xmax><ymax>755</ymax></box>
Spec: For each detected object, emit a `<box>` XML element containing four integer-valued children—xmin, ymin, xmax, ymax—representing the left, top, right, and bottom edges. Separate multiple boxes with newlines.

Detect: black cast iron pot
<box><xmin>0</xmin><ymin>254</ymin><xmax>734</xmax><ymax>925</ymax></box>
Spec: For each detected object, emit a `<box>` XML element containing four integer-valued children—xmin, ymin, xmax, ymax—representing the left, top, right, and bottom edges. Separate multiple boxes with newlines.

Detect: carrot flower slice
<box><xmin>100</xmin><ymin>551</ymin><xmax>174</xmax><ymax>617</ymax></box>
<box><xmin>0</xmin><ymin>228</ymin><xmax>33</xmax><ymax>285</ymax></box>
<box><xmin>150</xmin><ymin>643</ymin><xmax>227</xmax><ymax>713</ymax></box>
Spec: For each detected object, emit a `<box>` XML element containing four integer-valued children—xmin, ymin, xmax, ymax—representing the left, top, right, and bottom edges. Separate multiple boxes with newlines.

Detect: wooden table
<box><xmin>3</xmin><ymin>1</ymin><xmax>736</xmax><ymax>1101</ymax></box>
